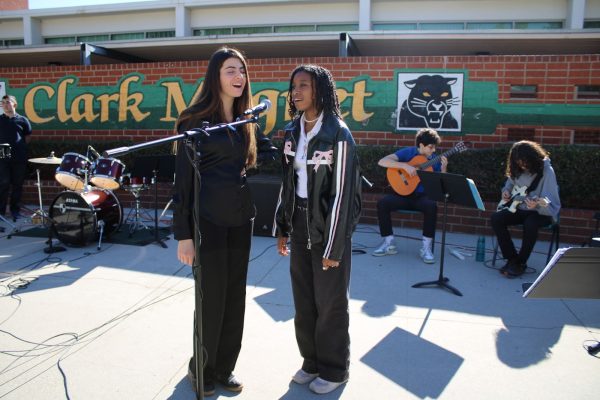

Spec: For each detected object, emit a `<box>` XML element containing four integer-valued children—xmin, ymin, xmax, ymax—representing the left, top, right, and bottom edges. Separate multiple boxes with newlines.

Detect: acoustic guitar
<box><xmin>386</xmin><ymin>141</ymin><xmax>468</xmax><ymax>196</ymax></box>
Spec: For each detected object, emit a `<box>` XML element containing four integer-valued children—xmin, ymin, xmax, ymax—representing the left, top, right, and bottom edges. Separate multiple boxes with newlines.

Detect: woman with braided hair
<box><xmin>275</xmin><ymin>65</ymin><xmax>362</xmax><ymax>394</ymax></box>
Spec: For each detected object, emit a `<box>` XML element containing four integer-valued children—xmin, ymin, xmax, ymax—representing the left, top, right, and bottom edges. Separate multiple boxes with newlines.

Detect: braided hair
<box><xmin>286</xmin><ymin>64</ymin><xmax>342</xmax><ymax>120</ymax></box>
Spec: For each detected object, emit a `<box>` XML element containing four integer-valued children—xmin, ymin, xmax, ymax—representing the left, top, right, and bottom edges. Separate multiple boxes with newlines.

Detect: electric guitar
<box><xmin>386</xmin><ymin>141</ymin><xmax>468</xmax><ymax>196</ymax></box>
<box><xmin>496</xmin><ymin>185</ymin><xmax>551</xmax><ymax>213</ymax></box>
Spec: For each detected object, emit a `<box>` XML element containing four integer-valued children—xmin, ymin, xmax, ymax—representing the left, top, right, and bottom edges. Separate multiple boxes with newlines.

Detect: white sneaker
<box><xmin>420</xmin><ymin>246</ymin><xmax>435</xmax><ymax>264</ymax></box>
<box><xmin>292</xmin><ymin>369</ymin><xmax>318</xmax><ymax>384</ymax></box>
<box><xmin>373</xmin><ymin>241</ymin><xmax>398</xmax><ymax>257</ymax></box>
<box><xmin>308</xmin><ymin>377</ymin><xmax>347</xmax><ymax>394</ymax></box>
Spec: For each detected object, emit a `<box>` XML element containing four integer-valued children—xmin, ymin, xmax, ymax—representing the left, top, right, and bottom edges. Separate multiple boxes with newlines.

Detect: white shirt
<box><xmin>294</xmin><ymin>112</ymin><xmax>323</xmax><ymax>199</ymax></box>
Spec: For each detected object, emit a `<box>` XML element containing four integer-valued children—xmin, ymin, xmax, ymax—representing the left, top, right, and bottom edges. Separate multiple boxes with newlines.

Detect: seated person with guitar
<box><xmin>491</xmin><ymin>140</ymin><xmax>561</xmax><ymax>278</ymax></box>
<box><xmin>373</xmin><ymin>128</ymin><xmax>447</xmax><ymax>263</ymax></box>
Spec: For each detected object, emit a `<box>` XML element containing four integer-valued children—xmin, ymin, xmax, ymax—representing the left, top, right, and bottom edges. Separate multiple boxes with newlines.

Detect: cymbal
<box><xmin>29</xmin><ymin>156</ymin><xmax>63</xmax><ymax>165</ymax></box>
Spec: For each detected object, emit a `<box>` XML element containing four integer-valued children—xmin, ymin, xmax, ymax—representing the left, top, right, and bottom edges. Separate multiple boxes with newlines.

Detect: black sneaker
<box><xmin>215</xmin><ymin>372</ymin><xmax>243</xmax><ymax>392</ymax></box>
<box><xmin>503</xmin><ymin>262</ymin><xmax>526</xmax><ymax>278</ymax></box>
<box><xmin>188</xmin><ymin>367</ymin><xmax>216</xmax><ymax>396</ymax></box>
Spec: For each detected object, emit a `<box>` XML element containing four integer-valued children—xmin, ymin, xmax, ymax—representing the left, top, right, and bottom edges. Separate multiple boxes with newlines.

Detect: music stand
<box><xmin>412</xmin><ymin>171</ymin><xmax>485</xmax><ymax>297</ymax></box>
<box><xmin>130</xmin><ymin>155</ymin><xmax>175</xmax><ymax>248</ymax></box>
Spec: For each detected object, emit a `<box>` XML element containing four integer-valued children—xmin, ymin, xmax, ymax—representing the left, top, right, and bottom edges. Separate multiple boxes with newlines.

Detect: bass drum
<box><xmin>49</xmin><ymin>189</ymin><xmax>122</xmax><ymax>246</ymax></box>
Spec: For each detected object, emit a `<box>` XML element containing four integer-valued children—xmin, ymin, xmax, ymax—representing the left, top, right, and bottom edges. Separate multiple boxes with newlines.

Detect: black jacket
<box><xmin>172</xmin><ymin>118</ymin><xmax>276</xmax><ymax>240</ymax></box>
<box><xmin>274</xmin><ymin>113</ymin><xmax>362</xmax><ymax>261</ymax></box>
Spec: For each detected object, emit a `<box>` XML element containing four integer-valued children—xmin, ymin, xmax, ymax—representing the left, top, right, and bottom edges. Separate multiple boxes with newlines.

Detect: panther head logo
<box><xmin>398</xmin><ymin>74</ymin><xmax>461</xmax><ymax>130</ymax></box>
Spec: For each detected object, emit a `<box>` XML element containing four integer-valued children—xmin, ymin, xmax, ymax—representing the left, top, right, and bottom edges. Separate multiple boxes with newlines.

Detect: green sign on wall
<box><xmin>2</xmin><ymin>70</ymin><xmax>599</xmax><ymax>136</ymax></box>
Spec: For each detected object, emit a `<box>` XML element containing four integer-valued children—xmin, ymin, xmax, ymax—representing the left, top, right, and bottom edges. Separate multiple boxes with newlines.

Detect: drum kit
<box><xmin>25</xmin><ymin>146</ymin><xmax>156</xmax><ymax>249</ymax></box>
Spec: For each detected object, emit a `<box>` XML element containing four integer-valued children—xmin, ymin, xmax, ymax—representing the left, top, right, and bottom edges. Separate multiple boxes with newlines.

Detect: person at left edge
<box><xmin>172</xmin><ymin>47</ymin><xmax>277</xmax><ymax>396</ymax></box>
<box><xmin>0</xmin><ymin>94</ymin><xmax>32</xmax><ymax>221</ymax></box>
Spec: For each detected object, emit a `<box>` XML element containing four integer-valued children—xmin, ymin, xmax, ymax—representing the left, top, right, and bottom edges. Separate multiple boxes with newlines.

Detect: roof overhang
<box><xmin>1</xmin><ymin>30</ymin><xmax>598</xmax><ymax>67</ymax></box>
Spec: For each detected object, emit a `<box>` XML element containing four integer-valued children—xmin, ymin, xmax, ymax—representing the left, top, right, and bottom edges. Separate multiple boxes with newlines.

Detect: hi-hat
<box><xmin>29</xmin><ymin>154</ymin><xmax>63</xmax><ymax>165</ymax></box>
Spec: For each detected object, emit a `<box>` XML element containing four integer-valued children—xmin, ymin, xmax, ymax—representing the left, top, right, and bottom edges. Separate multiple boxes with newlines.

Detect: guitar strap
<box><xmin>525</xmin><ymin>170</ymin><xmax>543</xmax><ymax>194</ymax></box>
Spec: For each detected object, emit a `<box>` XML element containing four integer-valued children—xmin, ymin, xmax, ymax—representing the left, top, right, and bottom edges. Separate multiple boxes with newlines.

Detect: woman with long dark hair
<box><xmin>275</xmin><ymin>65</ymin><xmax>362</xmax><ymax>394</ymax></box>
<box><xmin>173</xmin><ymin>46</ymin><xmax>275</xmax><ymax>396</ymax></box>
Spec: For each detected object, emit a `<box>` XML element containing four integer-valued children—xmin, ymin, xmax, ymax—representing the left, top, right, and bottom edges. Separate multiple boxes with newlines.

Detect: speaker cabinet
<box><xmin>248</xmin><ymin>175</ymin><xmax>280</xmax><ymax>237</ymax></box>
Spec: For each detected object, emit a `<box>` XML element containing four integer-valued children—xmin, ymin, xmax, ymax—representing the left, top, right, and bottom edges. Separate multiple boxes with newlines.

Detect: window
<box><xmin>194</xmin><ymin>28</ymin><xmax>232</xmax><ymax>36</ymax></box>
<box><xmin>514</xmin><ymin>21</ymin><xmax>563</xmax><ymax>29</ymax></box>
<box><xmin>111</xmin><ymin>32</ymin><xmax>145</xmax><ymax>41</ymax></box>
<box><xmin>510</xmin><ymin>85</ymin><xmax>537</xmax><ymax>99</ymax></box>
<box><xmin>274</xmin><ymin>25</ymin><xmax>315</xmax><ymax>33</ymax></box>
<box><xmin>372</xmin><ymin>23</ymin><xmax>418</xmax><ymax>31</ymax></box>
<box><xmin>45</xmin><ymin>36</ymin><xmax>76</xmax><ymax>44</ymax></box>
<box><xmin>466</xmin><ymin>22</ymin><xmax>512</xmax><ymax>30</ymax></box>
<box><xmin>507</xmin><ymin>128</ymin><xmax>535</xmax><ymax>142</ymax></box>
<box><xmin>316</xmin><ymin>24</ymin><xmax>359</xmax><ymax>32</ymax></box>
<box><xmin>232</xmin><ymin>26</ymin><xmax>273</xmax><ymax>35</ymax></box>
<box><xmin>146</xmin><ymin>31</ymin><xmax>175</xmax><ymax>38</ymax></box>
<box><xmin>576</xmin><ymin>85</ymin><xmax>600</xmax><ymax>100</ymax></box>
<box><xmin>77</xmin><ymin>34</ymin><xmax>110</xmax><ymax>42</ymax></box>
<box><xmin>583</xmin><ymin>21</ymin><xmax>600</xmax><ymax>29</ymax></box>
<box><xmin>1</xmin><ymin>39</ymin><xmax>24</xmax><ymax>46</ymax></box>
<box><xmin>419</xmin><ymin>22</ymin><xmax>465</xmax><ymax>30</ymax></box>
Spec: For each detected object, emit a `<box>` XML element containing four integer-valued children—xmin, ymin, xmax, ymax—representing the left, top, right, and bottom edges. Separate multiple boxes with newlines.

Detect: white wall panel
<box><xmin>39</xmin><ymin>10</ymin><xmax>174</xmax><ymax>36</ymax></box>
<box><xmin>0</xmin><ymin>20</ymin><xmax>23</xmax><ymax>38</ymax></box>
<box><xmin>372</xmin><ymin>0</ymin><xmax>566</xmax><ymax>22</ymax></box>
<box><xmin>190</xmin><ymin>3</ymin><xmax>357</xmax><ymax>27</ymax></box>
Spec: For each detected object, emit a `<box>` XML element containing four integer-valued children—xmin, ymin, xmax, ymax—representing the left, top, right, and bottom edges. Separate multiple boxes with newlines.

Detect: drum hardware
<box><xmin>120</xmin><ymin>174</ymin><xmax>154</xmax><ymax>237</ymax></box>
<box><xmin>0</xmin><ymin>213</ymin><xmax>19</xmax><ymax>237</ymax></box>
<box><xmin>1</xmin><ymin>143</ymin><xmax>12</xmax><ymax>159</ymax></box>
<box><xmin>28</xmin><ymin>153</ymin><xmax>64</xmax><ymax>224</ymax></box>
<box><xmin>42</xmin><ymin>213</ymin><xmax>67</xmax><ymax>254</ymax></box>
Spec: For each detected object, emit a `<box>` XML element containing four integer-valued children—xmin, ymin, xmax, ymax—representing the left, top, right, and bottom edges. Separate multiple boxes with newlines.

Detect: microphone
<box><xmin>243</xmin><ymin>99</ymin><xmax>271</xmax><ymax>116</ymax></box>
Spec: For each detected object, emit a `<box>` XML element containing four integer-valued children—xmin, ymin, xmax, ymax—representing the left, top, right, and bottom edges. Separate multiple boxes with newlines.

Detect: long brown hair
<box><xmin>506</xmin><ymin>140</ymin><xmax>548</xmax><ymax>178</ymax></box>
<box><xmin>174</xmin><ymin>47</ymin><xmax>257</xmax><ymax>167</ymax></box>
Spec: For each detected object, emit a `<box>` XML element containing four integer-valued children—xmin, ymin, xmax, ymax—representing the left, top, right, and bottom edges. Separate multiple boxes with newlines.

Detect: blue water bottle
<box><xmin>476</xmin><ymin>236</ymin><xmax>485</xmax><ymax>262</ymax></box>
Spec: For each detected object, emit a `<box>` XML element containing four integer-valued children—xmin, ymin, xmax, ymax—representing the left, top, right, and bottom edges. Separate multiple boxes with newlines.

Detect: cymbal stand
<box><xmin>31</xmin><ymin>168</ymin><xmax>50</xmax><ymax>225</ymax></box>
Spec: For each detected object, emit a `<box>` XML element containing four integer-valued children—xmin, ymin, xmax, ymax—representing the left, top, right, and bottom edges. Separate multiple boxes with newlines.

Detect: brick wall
<box><xmin>2</xmin><ymin>54</ymin><xmax>598</xmax><ymax>244</ymax></box>
<box><xmin>0</xmin><ymin>0</ymin><xmax>28</xmax><ymax>11</ymax></box>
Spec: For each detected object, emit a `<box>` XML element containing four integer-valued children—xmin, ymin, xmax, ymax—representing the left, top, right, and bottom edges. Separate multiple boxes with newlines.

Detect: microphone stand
<box><xmin>103</xmin><ymin>115</ymin><xmax>259</xmax><ymax>400</ymax></box>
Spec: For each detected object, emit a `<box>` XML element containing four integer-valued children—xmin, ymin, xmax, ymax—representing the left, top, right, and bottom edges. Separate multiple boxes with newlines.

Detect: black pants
<box><xmin>376</xmin><ymin>192</ymin><xmax>437</xmax><ymax>238</ymax></box>
<box><xmin>491</xmin><ymin>208</ymin><xmax>553</xmax><ymax>265</ymax></box>
<box><xmin>290</xmin><ymin>203</ymin><xmax>351</xmax><ymax>383</ymax></box>
<box><xmin>190</xmin><ymin>214</ymin><xmax>252</xmax><ymax>380</ymax></box>
<box><xmin>0</xmin><ymin>158</ymin><xmax>27</xmax><ymax>215</ymax></box>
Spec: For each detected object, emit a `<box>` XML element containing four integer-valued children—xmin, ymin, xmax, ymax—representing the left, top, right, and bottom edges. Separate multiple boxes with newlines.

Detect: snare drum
<box><xmin>120</xmin><ymin>174</ymin><xmax>151</xmax><ymax>191</ymax></box>
<box><xmin>91</xmin><ymin>157</ymin><xmax>125</xmax><ymax>190</ymax></box>
<box><xmin>49</xmin><ymin>189</ymin><xmax>122</xmax><ymax>246</ymax></box>
<box><xmin>55</xmin><ymin>152</ymin><xmax>91</xmax><ymax>191</ymax></box>
<box><xmin>0</xmin><ymin>143</ymin><xmax>10</xmax><ymax>159</ymax></box>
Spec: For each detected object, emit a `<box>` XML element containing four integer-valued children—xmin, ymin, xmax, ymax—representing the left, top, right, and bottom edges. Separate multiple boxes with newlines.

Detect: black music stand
<box><xmin>412</xmin><ymin>171</ymin><xmax>485</xmax><ymax>297</ymax></box>
<box><xmin>130</xmin><ymin>155</ymin><xmax>175</xmax><ymax>248</ymax></box>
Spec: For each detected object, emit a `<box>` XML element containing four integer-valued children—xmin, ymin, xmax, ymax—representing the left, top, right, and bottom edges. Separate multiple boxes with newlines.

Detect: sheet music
<box><xmin>523</xmin><ymin>247</ymin><xmax>570</xmax><ymax>297</ymax></box>
<box><xmin>466</xmin><ymin>178</ymin><xmax>485</xmax><ymax>211</ymax></box>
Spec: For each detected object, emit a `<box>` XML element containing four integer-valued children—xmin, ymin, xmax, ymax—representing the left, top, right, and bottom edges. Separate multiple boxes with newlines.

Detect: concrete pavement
<box><xmin>1</xmin><ymin>220</ymin><xmax>598</xmax><ymax>399</ymax></box>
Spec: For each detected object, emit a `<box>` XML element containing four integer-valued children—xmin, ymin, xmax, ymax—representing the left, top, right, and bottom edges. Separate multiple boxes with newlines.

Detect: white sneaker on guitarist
<box><xmin>420</xmin><ymin>246</ymin><xmax>435</xmax><ymax>264</ymax></box>
<box><xmin>373</xmin><ymin>237</ymin><xmax>397</xmax><ymax>257</ymax></box>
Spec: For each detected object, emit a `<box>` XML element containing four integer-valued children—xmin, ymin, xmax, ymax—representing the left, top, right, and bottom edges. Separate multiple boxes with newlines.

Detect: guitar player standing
<box><xmin>373</xmin><ymin>128</ymin><xmax>447</xmax><ymax>263</ymax></box>
<box><xmin>491</xmin><ymin>140</ymin><xmax>561</xmax><ymax>278</ymax></box>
